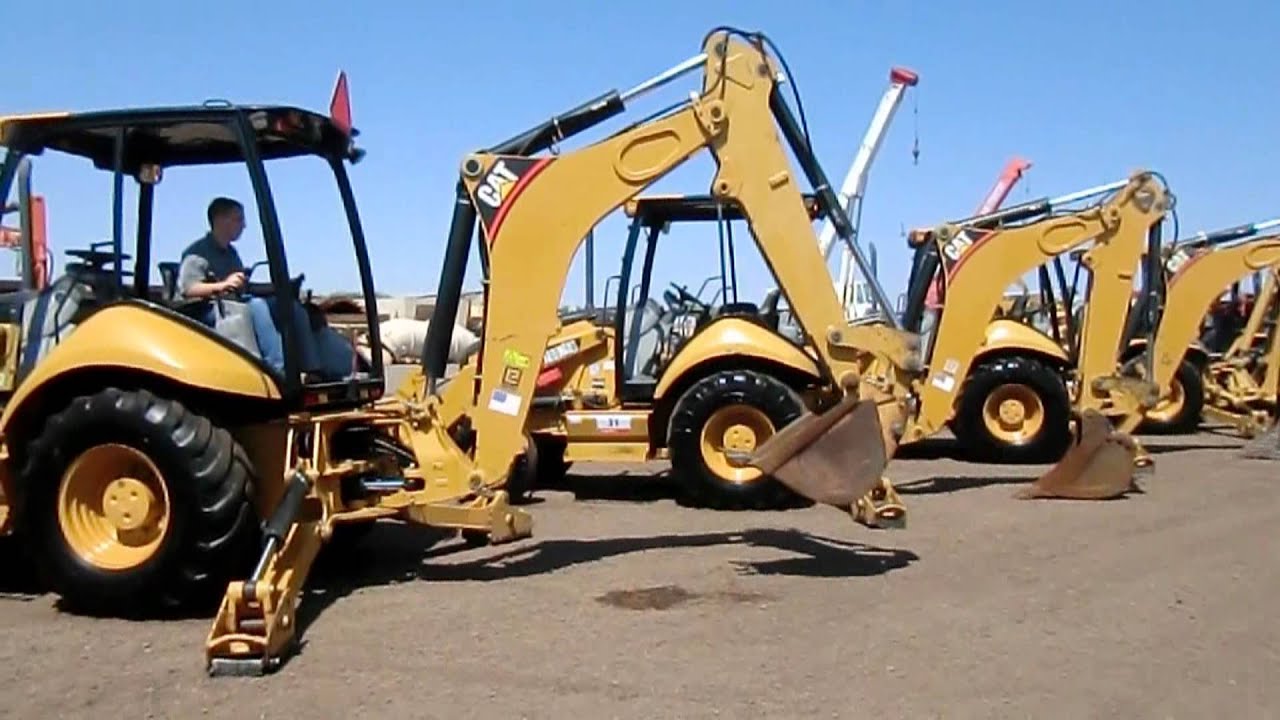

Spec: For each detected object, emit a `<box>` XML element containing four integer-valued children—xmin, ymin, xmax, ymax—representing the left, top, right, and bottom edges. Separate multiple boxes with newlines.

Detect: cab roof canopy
<box><xmin>0</xmin><ymin>104</ymin><xmax>360</xmax><ymax>173</ymax></box>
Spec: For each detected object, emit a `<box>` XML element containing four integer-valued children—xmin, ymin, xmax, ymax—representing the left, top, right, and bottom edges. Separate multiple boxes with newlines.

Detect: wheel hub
<box><xmin>700</xmin><ymin>405</ymin><xmax>775</xmax><ymax>484</ymax></box>
<box><xmin>982</xmin><ymin>383</ymin><xmax>1044</xmax><ymax>444</ymax></box>
<box><xmin>997</xmin><ymin>398</ymin><xmax>1027</xmax><ymax>426</ymax></box>
<box><xmin>722</xmin><ymin>424</ymin><xmax>758</xmax><ymax>453</ymax></box>
<box><xmin>102</xmin><ymin>477</ymin><xmax>158</xmax><ymax>532</ymax></box>
<box><xmin>57</xmin><ymin>443</ymin><xmax>171</xmax><ymax>570</ymax></box>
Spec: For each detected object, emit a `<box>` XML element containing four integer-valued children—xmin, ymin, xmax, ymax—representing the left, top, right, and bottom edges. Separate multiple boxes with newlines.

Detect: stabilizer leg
<box><xmin>206</xmin><ymin>468</ymin><xmax>320</xmax><ymax>677</ymax></box>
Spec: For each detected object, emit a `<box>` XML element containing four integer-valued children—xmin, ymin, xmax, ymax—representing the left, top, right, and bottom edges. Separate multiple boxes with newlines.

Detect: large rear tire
<box><xmin>953</xmin><ymin>356</ymin><xmax>1071</xmax><ymax>464</ymax></box>
<box><xmin>667</xmin><ymin>370</ymin><xmax>805</xmax><ymax>510</ymax></box>
<box><xmin>1138</xmin><ymin>358</ymin><xmax>1204</xmax><ymax>434</ymax></box>
<box><xmin>14</xmin><ymin>388</ymin><xmax>258</xmax><ymax>615</ymax></box>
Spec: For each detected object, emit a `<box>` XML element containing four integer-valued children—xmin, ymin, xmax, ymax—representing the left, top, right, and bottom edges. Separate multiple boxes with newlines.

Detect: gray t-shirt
<box><xmin>177</xmin><ymin>233</ymin><xmax>245</xmax><ymax>299</ymax></box>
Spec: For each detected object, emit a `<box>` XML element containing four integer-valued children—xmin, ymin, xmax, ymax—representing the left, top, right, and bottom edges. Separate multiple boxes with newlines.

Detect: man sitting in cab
<box><xmin>177</xmin><ymin>196</ymin><xmax>356</xmax><ymax>380</ymax></box>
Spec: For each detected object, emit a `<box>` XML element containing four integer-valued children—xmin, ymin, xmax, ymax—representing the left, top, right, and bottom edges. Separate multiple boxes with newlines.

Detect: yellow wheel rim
<box><xmin>1145</xmin><ymin>376</ymin><xmax>1185</xmax><ymax>423</ymax></box>
<box><xmin>700</xmin><ymin>404</ymin><xmax>775</xmax><ymax>484</ymax></box>
<box><xmin>981</xmin><ymin>383</ymin><xmax>1045</xmax><ymax>445</ymax></box>
<box><xmin>57</xmin><ymin>444</ymin><xmax>171</xmax><ymax>571</ymax></box>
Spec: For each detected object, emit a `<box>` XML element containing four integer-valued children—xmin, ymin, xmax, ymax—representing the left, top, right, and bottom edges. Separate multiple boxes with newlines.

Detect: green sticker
<box><xmin>503</xmin><ymin>348</ymin><xmax>531</xmax><ymax>369</ymax></box>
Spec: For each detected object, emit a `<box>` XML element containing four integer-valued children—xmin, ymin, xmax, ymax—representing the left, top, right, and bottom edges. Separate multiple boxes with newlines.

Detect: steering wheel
<box><xmin>242</xmin><ymin>260</ymin><xmax>306</xmax><ymax>299</ymax></box>
<box><xmin>666</xmin><ymin>282</ymin><xmax>709</xmax><ymax>313</ymax></box>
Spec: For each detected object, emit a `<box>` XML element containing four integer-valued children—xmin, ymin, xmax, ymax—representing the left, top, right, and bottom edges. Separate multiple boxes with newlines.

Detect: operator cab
<box><xmin>611</xmin><ymin>193</ymin><xmax>820</xmax><ymax>403</ymax></box>
<box><xmin>0</xmin><ymin>78</ymin><xmax>385</xmax><ymax>409</ymax></box>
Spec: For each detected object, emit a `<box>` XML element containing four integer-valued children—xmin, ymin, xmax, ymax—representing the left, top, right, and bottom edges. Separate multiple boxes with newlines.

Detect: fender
<box><xmin>654</xmin><ymin>316</ymin><xmax>821</xmax><ymax>400</ymax></box>
<box><xmin>976</xmin><ymin>318</ymin><xmax>1070</xmax><ymax>365</ymax></box>
<box><xmin>0</xmin><ymin>303</ymin><xmax>281</xmax><ymax>433</ymax></box>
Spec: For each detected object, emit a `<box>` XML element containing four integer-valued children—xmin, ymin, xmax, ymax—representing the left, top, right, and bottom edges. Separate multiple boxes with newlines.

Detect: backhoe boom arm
<box><xmin>421</xmin><ymin>51</ymin><xmax>715</xmax><ymax>385</ymax></box>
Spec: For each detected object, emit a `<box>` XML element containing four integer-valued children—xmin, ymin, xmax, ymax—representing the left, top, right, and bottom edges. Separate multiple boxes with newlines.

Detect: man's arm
<box><xmin>178</xmin><ymin>255</ymin><xmax>231</xmax><ymax>299</ymax></box>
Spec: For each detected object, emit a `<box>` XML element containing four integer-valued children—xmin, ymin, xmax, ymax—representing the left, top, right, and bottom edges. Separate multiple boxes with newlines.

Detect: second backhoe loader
<box><xmin>458</xmin><ymin>64</ymin><xmax>921</xmax><ymax>517</ymax></box>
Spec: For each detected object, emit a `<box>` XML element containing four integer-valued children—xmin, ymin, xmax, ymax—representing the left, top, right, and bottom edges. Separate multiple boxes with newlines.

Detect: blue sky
<box><xmin>5</xmin><ymin>0</ymin><xmax>1277</xmax><ymax>308</ymax></box>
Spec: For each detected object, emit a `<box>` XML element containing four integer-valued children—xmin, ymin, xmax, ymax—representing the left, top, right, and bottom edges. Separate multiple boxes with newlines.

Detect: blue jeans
<box><xmin>246</xmin><ymin>296</ymin><xmax>355</xmax><ymax>379</ymax></box>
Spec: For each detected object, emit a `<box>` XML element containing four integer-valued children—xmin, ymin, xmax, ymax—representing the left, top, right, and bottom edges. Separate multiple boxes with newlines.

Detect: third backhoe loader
<box><xmin>1204</xmin><ymin>267</ymin><xmax>1280</xmax><ymax>434</ymax></box>
<box><xmin>1118</xmin><ymin>219</ymin><xmax>1280</xmax><ymax>436</ymax></box>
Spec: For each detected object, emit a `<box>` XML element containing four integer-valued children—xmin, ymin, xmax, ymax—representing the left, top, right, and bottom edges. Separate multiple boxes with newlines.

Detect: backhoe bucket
<box><xmin>1014</xmin><ymin>409</ymin><xmax>1140</xmax><ymax>500</ymax></box>
<box><xmin>748</xmin><ymin>393</ymin><xmax>889</xmax><ymax>508</ymax></box>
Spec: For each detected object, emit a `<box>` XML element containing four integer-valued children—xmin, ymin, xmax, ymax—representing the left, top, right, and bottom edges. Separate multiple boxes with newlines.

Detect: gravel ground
<box><xmin>0</xmin><ymin>429</ymin><xmax>1276</xmax><ymax>719</ymax></box>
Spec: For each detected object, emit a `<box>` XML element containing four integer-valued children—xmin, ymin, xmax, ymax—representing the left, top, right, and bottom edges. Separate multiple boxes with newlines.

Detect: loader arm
<box><xmin>452</xmin><ymin>31</ymin><xmax>919</xmax><ymax>511</ymax></box>
<box><xmin>1150</xmin><ymin>233</ymin><xmax>1280</xmax><ymax>395</ymax></box>
<box><xmin>906</xmin><ymin>172</ymin><xmax>1168</xmax><ymax>440</ymax></box>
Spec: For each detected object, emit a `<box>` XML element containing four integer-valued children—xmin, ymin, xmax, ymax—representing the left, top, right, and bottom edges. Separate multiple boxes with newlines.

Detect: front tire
<box><xmin>667</xmin><ymin>370</ymin><xmax>805</xmax><ymax>510</ymax></box>
<box><xmin>1139</xmin><ymin>358</ymin><xmax>1204</xmax><ymax>434</ymax></box>
<box><xmin>953</xmin><ymin>356</ymin><xmax>1071</xmax><ymax>463</ymax></box>
<box><xmin>14</xmin><ymin>388</ymin><xmax>258</xmax><ymax>615</ymax></box>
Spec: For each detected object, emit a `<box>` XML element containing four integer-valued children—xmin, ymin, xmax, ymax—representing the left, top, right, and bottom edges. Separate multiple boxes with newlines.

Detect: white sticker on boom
<box><xmin>487</xmin><ymin>388</ymin><xmax>523</xmax><ymax>416</ymax></box>
<box><xmin>942</xmin><ymin>358</ymin><xmax>960</xmax><ymax>374</ymax></box>
<box><xmin>594</xmin><ymin>414</ymin><xmax>632</xmax><ymax>433</ymax></box>
<box><xmin>543</xmin><ymin>339</ymin><xmax>580</xmax><ymax>366</ymax></box>
<box><xmin>931</xmin><ymin>373</ymin><xmax>956</xmax><ymax>393</ymax></box>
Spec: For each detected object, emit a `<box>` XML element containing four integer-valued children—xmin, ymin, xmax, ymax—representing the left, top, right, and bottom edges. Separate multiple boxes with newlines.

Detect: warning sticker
<box><xmin>487</xmin><ymin>388</ymin><xmax>523</xmax><ymax>416</ymax></box>
<box><xmin>503</xmin><ymin>349</ymin><xmax>531</xmax><ymax>369</ymax></box>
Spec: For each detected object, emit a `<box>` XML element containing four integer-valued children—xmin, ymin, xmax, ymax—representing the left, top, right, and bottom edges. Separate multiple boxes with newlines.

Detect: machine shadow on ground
<box><xmin>537</xmin><ymin>470</ymin><xmax>684</xmax><ymax>505</ymax></box>
<box><xmin>0</xmin><ymin>536</ymin><xmax>42</xmax><ymax>600</ymax></box>
<box><xmin>296</xmin><ymin>525</ymin><xmax>919</xmax><ymax>637</ymax></box>
<box><xmin>534</xmin><ymin>471</ymin><xmax>812</xmax><ymax>511</ymax></box>
<box><xmin>894</xmin><ymin>474</ymin><xmax>1038</xmax><ymax>495</ymax></box>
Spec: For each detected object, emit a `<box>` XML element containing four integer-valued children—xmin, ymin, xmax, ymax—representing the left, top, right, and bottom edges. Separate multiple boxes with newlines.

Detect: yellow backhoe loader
<box><xmin>0</xmin><ymin>83</ymin><xmax>543</xmax><ymax>671</ymax></box>
<box><xmin>889</xmin><ymin>173</ymin><xmax>1174</xmax><ymax>479</ymax></box>
<box><xmin>1119</xmin><ymin>219</ymin><xmax>1280</xmax><ymax>436</ymax></box>
<box><xmin>450</xmin><ymin>63</ymin><xmax>919</xmax><ymax>515</ymax></box>
<box><xmin>0</xmin><ymin>28</ymin><xmax>1141</xmax><ymax>677</ymax></box>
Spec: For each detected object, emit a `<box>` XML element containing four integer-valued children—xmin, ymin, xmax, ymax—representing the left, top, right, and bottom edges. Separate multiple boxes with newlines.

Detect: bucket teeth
<box><xmin>1015</xmin><ymin>409</ymin><xmax>1142</xmax><ymax>500</ymax></box>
